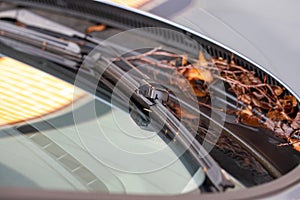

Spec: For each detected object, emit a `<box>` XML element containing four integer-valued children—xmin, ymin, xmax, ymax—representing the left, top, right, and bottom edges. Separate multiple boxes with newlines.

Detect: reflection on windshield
<box><xmin>0</xmin><ymin>56</ymin><xmax>84</xmax><ymax>127</ymax></box>
<box><xmin>0</xmin><ymin>62</ymin><xmax>204</xmax><ymax>194</ymax></box>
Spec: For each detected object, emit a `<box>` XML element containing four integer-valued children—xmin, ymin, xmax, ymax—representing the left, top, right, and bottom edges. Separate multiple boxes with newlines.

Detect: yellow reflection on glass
<box><xmin>107</xmin><ymin>0</ymin><xmax>150</xmax><ymax>8</ymax></box>
<box><xmin>0</xmin><ymin>57</ymin><xmax>84</xmax><ymax>126</ymax></box>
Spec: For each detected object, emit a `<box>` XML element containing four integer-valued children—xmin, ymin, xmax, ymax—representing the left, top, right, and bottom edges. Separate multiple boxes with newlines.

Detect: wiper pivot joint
<box><xmin>138</xmin><ymin>80</ymin><xmax>169</xmax><ymax>104</ymax></box>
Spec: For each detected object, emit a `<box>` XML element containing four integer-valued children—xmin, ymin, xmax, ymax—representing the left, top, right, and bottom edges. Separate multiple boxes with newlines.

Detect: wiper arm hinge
<box><xmin>138</xmin><ymin>80</ymin><xmax>169</xmax><ymax>103</ymax></box>
<box><xmin>130</xmin><ymin>80</ymin><xmax>169</xmax><ymax>130</ymax></box>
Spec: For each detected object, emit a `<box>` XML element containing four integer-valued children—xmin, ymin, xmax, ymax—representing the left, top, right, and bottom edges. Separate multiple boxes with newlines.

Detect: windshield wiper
<box><xmin>0</xmin><ymin>9</ymin><xmax>234</xmax><ymax>191</ymax></box>
<box><xmin>83</xmin><ymin>48</ymin><xmax>234</xmax><ymax>191</ymax></box>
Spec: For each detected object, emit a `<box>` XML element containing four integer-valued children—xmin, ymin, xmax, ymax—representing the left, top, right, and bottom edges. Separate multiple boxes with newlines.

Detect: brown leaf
<box><xmin>288</xmin><ymin>136</ymin><xmax>300</xmax><ymax>152</ymax></box>
<box><xmin>239</xmin><ymin>94</ymin><xmax>251</xmax><ymax>105</ymax></box>
<box><xmin>266</xmin><ymin>110</ymin><xmax>292</xmax><ymax>121</ymax></box>
<box><xmin>239</xmin><ymin>108</ymin><xmax>261</xmax><ymax>127</ymax></box>
<box><xmin>85</xmin><ymin>24</ymin><xmax>106</xmax><ymax>34</ymax></box>
<box><xmin>239</xmin><ymin>72</ymin><xmax>261</xmax><ymax>85</ymax></box>
<box><xmin>251</xmin><ymin>95</ymin><xmax>263</xmax><ymax>108</ymax></box>
<box><xmin>281</xmin><ymin>95</ymin><xmax>298</xmax><ymax>114</ymax></box>
<box><xmin>261</xmin><ymin>100</ymin><xmax>274</xmax><ymax>110</ymax></box>
<box><xmin>252</xmin><ymin>91</ymin><xmax>265</xmax><ymax>100</ymax></box>
<box><xmin>193</xmin><ymin>86</ymin><xmax>207</xmax><ymax>97</ymax></box>
<box><xmin>271</xmin><ymin>85</ymin><xmax>284</xmax><ymax>96</ymax></box>
<box><xmin>272</xmin><ymin>121</ymin><xmax>293</xmax><ymax>139</ymax></box>
<box><xmin>263</xmin><ymin>118</ymin><xmax>275</xmax><ymax>131</ymax></box>
<box><xmin>227</xmin><ymin>81</ymin><xmax>244</xmax><ymax>95</ymax></box>
<box><xmin>181</xmin><ymin>54</ymin><xmax>188</xmax><ymax>66</ymax></box>
<box><xmin>172</xmin><ymin>105</ymin><xmax>197</xmax><ymax>119</ymax></box>
<box><xmin>291</xmin><ymin>112</ymin><xmax>300</xmax><ymax>130</ymax></box>
<box><xmin>281</xmin><ymin>96</ymin><xmax>297</xmax><ymax>107</ymax></box>
<box><xmin>283</xmin><ymin>95</ymin><xmax>297</xmax><ymax>107</ymax></box>
<box><xmin>198</xmin><ymin>51</ymin><xmax>208</xmax><ymax>65</ymax></box>
<box><xmin>183</xmin><ymin>68</ymin><xmax>213</xmax><ymax>83</ymax></box>
<box><xmin>292</xmin><ymin>142</ymin><xmax>300</xmax><ymax>152</ymax></box>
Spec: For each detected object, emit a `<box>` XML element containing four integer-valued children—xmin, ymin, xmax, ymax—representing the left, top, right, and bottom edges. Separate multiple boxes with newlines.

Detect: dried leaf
<box><xmin>288</xmin><ymin>135</ymin><xmax>300</xmax><ymax>152</ymax></box>
<box><xmin>230</xmin><ymin>54</ymin><xmax>235</xmax><ymax>65</ymax></box>
<box><xmin>239</xmin><ymin>72</ymin><xmax>261</xmax><ymax>85</ymax></box>
<box><xmin>193</xmin><ymin>86</ymin><xmax>207</xmax><ymax>97</ymax></box>
<box><xmin>172</xmin><ymin>105</ymin><xmax>198</xmax><ymax>119</ymax></box>
<box><xmin>251</xmin><ymin>96</ymin><xmax>263</xmax><ymax>108</ymax></box>
<box><xmin>281</xmin><ymin>95</ymin><xmax>298</xmax><ymax>114</ymax></box>
<box><xmin>229</xmin><ymin>84</ymin><xmax>244</xmax><ymax>96</ymax></box>
<box><xmin>183</xmin><ymin>68</ymin><xmax>213</xmax><ymax>83</ymax></box>
<box><xmin>252</xmin><ymin>91</ymin><xmax>264</xmax><ymax>100</ymax></box>
<box><xmin>239</xmin><ymin>108</ymin><xmax>261</xmax><ymax>127</ymax></box>
<box><xmin>266</xmin><ymin>110</ymin><xmax>292</xmax><ymax>121</ymax></box>
<box><xmin>239</xmin><ymin>94</ymin><xmax>251</xmax><ymax>105</ymax></box>
<box><xmin>291</xmin><ymin>112</ymin><xmax>300</xmax><ymax>130</ymax></box>
<box><xmin>263</xmin><ymin>118</ymin><xmax>275</xmax><ymax>131</ymax></box>
<box><xmin>198</xmin><ymin>51</ymin><xmax>208</xmax><ymax>65</ymax></box>
<box><xmin>181</xmin><ymin>54</ymin><xmax>188</xmax><ymax>66</ymax></box>
<box><xmin>259</xmin><ymin>101</ymin><xmax>273</xmax><ymax>110</ymax></box>
<box><xmin>292</xmin><ymin>142</ymin><xmax>300</xmax><ymax>152</ymax></box>
<box><xmin>85</xmin><ymin>24</ymin><xmax>106</xmax><ymax>34</ymax></box>
<box><xmin>282</xmin><ymin>95</ymin><xmax>297</xmax><ymax>107</ymax></box>
<box><xmin>118</xmin><ymin>47</ymin><xmax>300</xmax><ymax>152</ymax></box>
<box><xmin>271</xmin><ymin>85</ymin><xmax>284</xmax><ymax>96</ymax></box>
<box><xmin>273</xmin><ymin>121</ymin><xmax>293</xmax><ymax>139</ymax></box>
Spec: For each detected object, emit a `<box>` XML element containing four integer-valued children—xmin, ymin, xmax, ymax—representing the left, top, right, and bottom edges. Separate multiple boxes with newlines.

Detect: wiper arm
<box><xmin>0</xmin><ymin>9</ymin><xmax>104</xmax><ymax>67</ymax></box>
<box><xmin>0</xmin><ymin>21</ymin><xmax>81</xmax><ymax>57</ymax></box>
<box><xmin>0</xmin><ymin>9</ymin><xmax>85</xmax><ymax>39</ymax></box>
<box><xmin>0</xmin><ymin>9</ymin><xmax>101</xmax><ymax>43</ymax></box>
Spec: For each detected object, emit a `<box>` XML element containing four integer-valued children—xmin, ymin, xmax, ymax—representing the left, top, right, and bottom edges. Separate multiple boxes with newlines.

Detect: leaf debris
<box><xmin>113</xmin><ymin>48</ymin><xmax>300</xmax><ymax>152</ymax></box>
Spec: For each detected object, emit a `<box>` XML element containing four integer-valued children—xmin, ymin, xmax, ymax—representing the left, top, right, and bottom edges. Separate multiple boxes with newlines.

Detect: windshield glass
<box><xmin>1</xmin><ymin>1</ymin><xmax>300</xmax><ymax>196</ymax></box>
<box><xmin>0</xmin><ymin>56</ymin><xmax>204</xmax><ymax>194</ymax></box>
